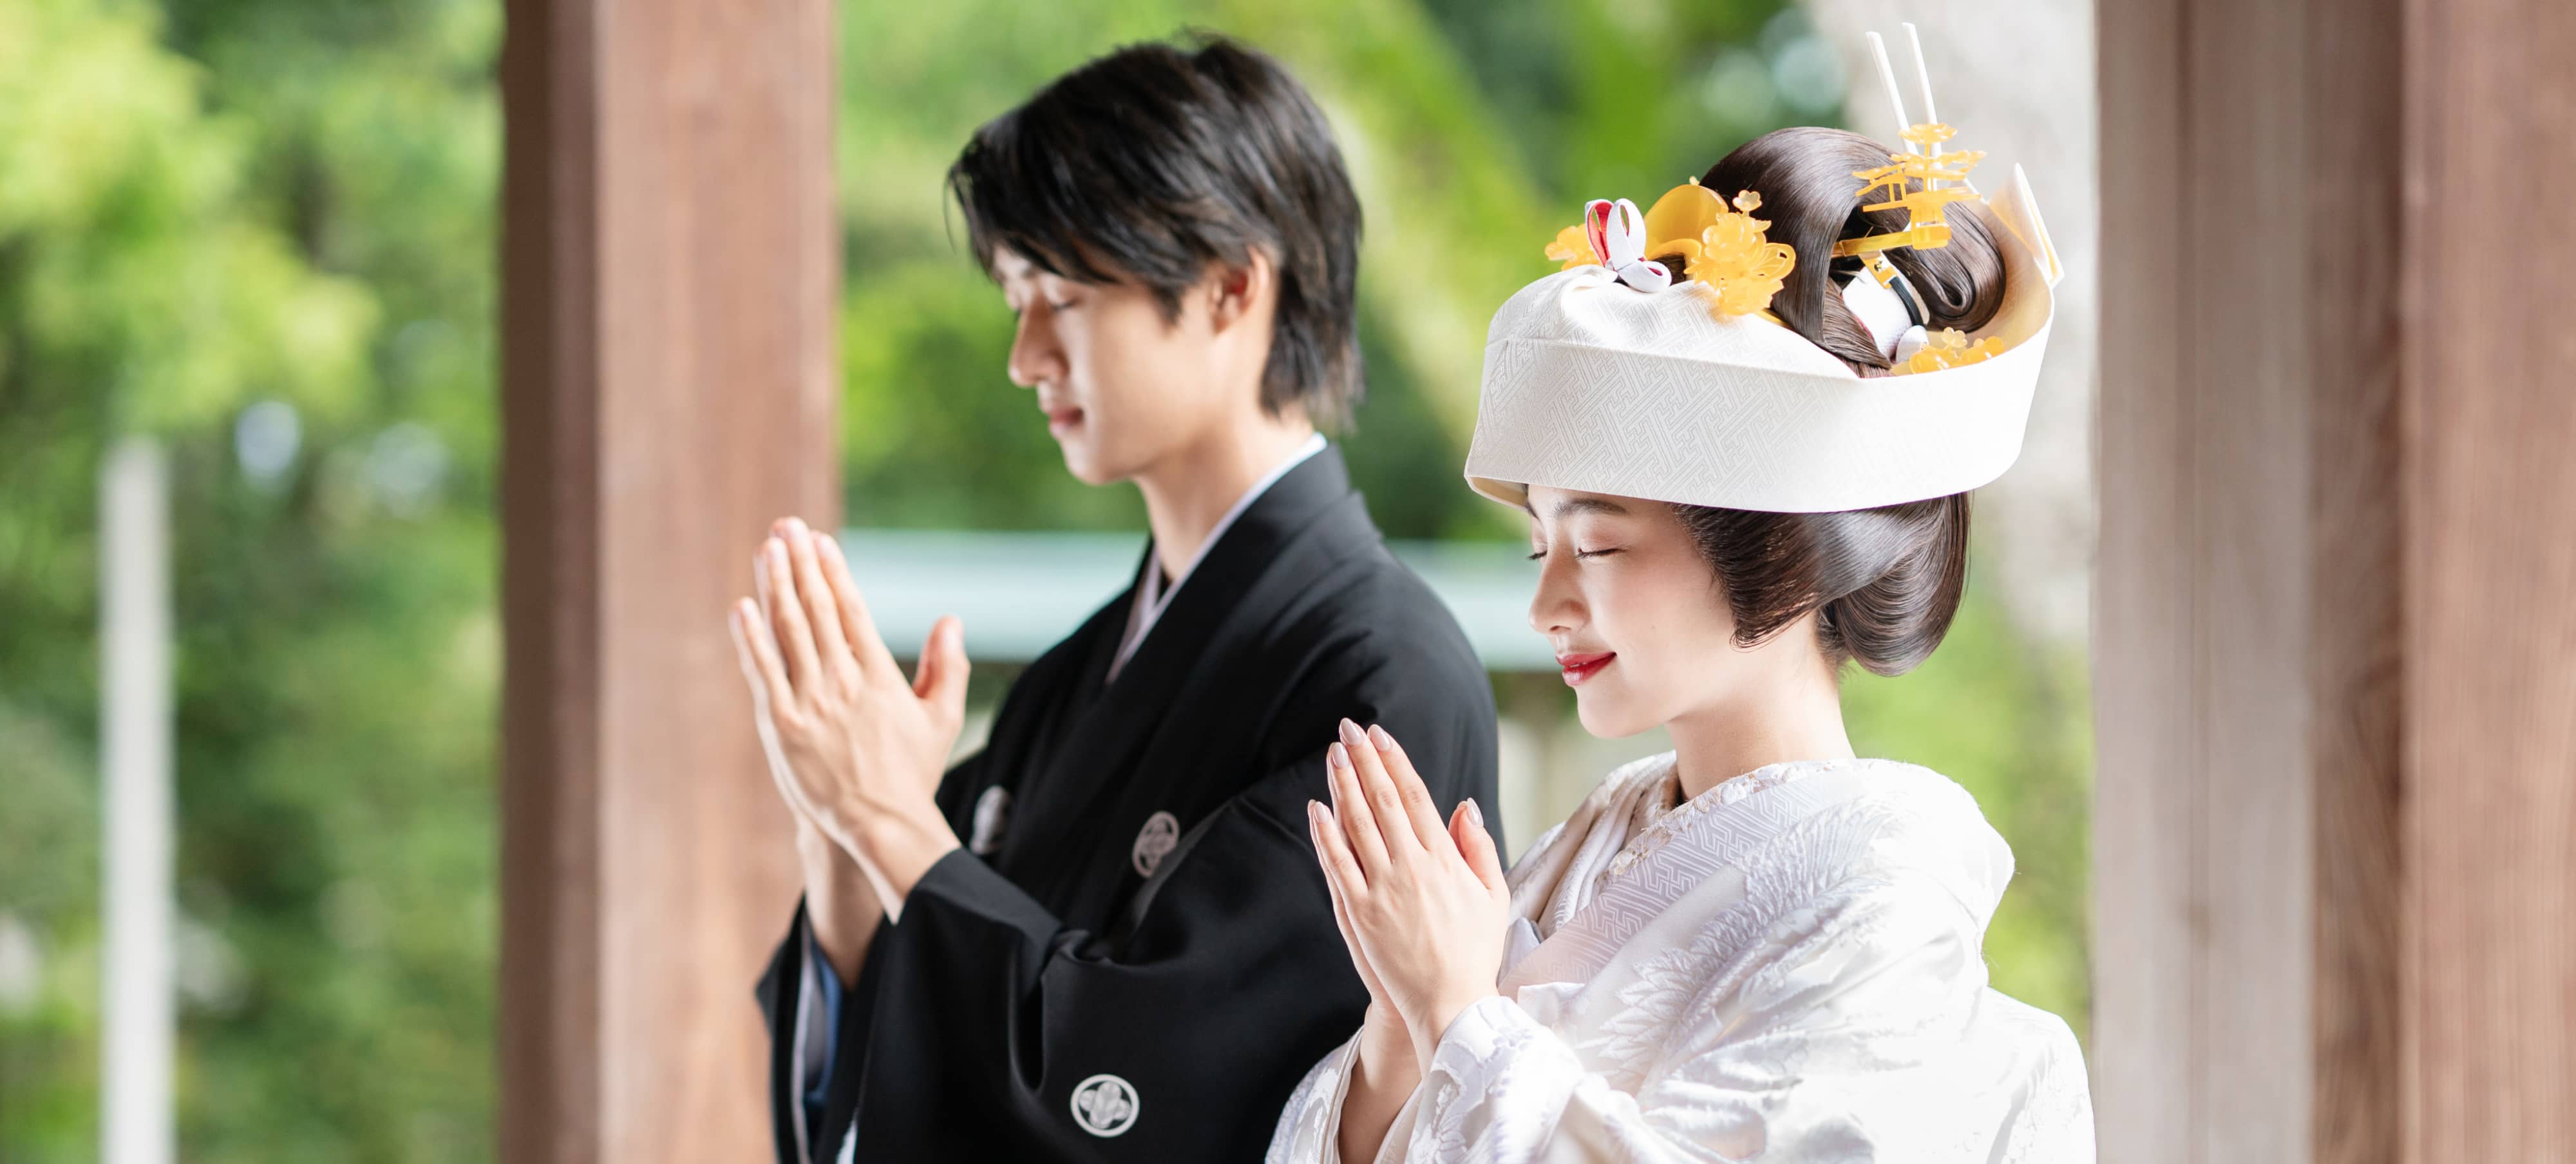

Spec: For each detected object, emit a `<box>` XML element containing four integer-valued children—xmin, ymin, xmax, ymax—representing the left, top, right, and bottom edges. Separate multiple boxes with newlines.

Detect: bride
<box><xmin>1269</xmin><ymin>41</ymin><xmax>2094</xmax><ymax>1164</ymax></box>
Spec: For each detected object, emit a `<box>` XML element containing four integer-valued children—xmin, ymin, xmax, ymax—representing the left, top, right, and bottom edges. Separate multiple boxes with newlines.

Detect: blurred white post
<box><xmin>100</xmin><ymin>438</ymin><xmax>173</xmax><ymax>1164</ymax></box>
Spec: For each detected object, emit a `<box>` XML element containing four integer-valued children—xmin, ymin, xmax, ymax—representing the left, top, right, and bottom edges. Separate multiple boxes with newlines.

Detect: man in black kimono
<box><xmin>728</xmin><ymin>35</ymin><xmax>1500</xmax><ymax>1163</ymax></box>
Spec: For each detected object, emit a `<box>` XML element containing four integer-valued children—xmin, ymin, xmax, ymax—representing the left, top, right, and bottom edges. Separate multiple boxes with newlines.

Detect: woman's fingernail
<box><xmin>1467</xmin><ymin>799</ymin><xmax>1485</xmax><ymax>828</ymax></box>
<box><xmin>1327</xmin><ymin>741</ymin><xmax>1349</xmax><ymax>771</ymax></box>
<box><xmin>1367</xmin><ymin>724</ymin><xmax>1394</xmax><ymax>751</ymax></box>
<box><xmin>1338</xmin><ymin>718</ymin><xmax>1365</xmax><ymax>747</ymax></box>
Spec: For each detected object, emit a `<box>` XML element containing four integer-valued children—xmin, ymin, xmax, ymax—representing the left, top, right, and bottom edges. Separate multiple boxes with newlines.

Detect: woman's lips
<box><xmin>1044</xmin><ymin>405</ymin><xmax>1084</xmax><ymax>435</ymax></box>
<box><xmin>1557</xmin><ymin>651</ymin><xmax>1615</xmax><ymax>686</ymax></box>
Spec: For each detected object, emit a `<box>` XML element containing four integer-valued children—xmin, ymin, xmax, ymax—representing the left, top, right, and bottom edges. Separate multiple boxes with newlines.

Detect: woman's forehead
<box><xmin>1525</xmin><ymin>485</ymin><xmax>1640</xmax><ymax>520</ymax></box>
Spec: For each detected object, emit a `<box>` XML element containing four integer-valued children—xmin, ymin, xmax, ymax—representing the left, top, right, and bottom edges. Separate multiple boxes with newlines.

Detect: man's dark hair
<box><xmin>947</xmin><ymin>33</ymin><xmax>1365</xmax><ymax>427</ymax></box>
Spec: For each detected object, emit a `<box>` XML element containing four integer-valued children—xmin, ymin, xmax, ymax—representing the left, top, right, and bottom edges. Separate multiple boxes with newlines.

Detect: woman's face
<box><xmin>1524</xmin><ymin>486</ymin><xmax>1812</xmax><ymax>738</ymax></box>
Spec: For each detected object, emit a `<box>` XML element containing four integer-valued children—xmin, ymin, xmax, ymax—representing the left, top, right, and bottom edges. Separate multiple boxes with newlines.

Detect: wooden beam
<box><xmin>2098</xmin><ymin>0</ymin><xmax>2573</xmax><ymax>1159</ymax></box>
<box><xmin>497</xmin><ymin>0</ymin><xmax>837</xmax><ymax>1159</ymax></box>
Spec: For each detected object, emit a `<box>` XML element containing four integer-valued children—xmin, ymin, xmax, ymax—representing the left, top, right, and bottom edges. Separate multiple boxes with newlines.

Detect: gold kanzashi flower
<box><xmin>1678</xmin><ymin>189</ymin><xmax>1797</xmax><ymax>317</ymax></box>
<box><xmin>1899</xmin><ymin>326</ymin><xmax>2001</xmax><ymax>374</ymax></box>
<box><xmin>1544</xmin><ymin>224</ymin><xmax>1600</xmax><ymax>269</ymax></box>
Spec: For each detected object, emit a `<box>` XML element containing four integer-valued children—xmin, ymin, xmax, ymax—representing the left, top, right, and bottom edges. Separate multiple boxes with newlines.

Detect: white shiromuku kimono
<box><xmin>1269</xmin><ymin>754</ymin><xmax>2094</xmax><ymax>1163</ymax></box>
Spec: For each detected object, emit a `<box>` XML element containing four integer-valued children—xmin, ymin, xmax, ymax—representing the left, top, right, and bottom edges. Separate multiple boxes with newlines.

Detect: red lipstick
<box><xmin>1557</xmin><ymin>651</ymin><xmax>1615</xmax><ymax>686</ymax></box>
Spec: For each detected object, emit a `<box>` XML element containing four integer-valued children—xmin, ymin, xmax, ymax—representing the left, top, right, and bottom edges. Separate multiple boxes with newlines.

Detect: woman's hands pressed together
<box><xmin>1307</xmin><ymin>718</ymin><xmax>1510</xmax><ymax>1068</ymax></box>
<box><xmin>729</xmin><ymin>516</ymin><xmax>971</xmax><ymax>919</ymax></box>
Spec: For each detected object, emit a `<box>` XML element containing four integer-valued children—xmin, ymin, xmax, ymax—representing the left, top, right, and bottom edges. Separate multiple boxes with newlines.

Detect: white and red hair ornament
<box><xmin>1584</xmin><ymin>198</ymin><xmax>1671</xmax><ymax>292</ymax></box>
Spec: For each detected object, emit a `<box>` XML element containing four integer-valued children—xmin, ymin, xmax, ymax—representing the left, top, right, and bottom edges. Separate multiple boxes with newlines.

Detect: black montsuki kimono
<box><xmin>753</xmin><ymin>446</ymin><xmax>1501</xmax><ymax>1162</ymax></box>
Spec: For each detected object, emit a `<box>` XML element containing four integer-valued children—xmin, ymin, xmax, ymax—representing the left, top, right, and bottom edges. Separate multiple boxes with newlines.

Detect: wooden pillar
<box><xmin>497</xmin><ymin>0</ymin><xmax>837</xmax><ymax>1159</ymax></box>
<box><xmin>2096</xmin><ymin>0</ymin><xmax>2576</xmax><ymax>1160</ymax></box>
<box><xmin>2398</xmin><ymin>0</ymin><xmax>2576</xmax><ymax>1155</ymax></box>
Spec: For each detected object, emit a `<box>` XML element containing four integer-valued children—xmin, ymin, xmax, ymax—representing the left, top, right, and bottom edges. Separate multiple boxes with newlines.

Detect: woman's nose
<box><xmin>1528</xmin><ymin>558</ymin><xmax>1582</xmax><ymax>637</ymax></box>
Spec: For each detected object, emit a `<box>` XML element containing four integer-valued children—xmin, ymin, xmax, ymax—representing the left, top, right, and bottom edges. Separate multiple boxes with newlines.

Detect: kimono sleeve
<box><xmin>839</xmin><ymin>751</ymin><xmax>1366</xmax><ymax>1159</ymax></box>
<box><xmin>1346</xmin><ymin>875</ymin><xmax>2093</xmax><ymax>1163</ymax></box>
<box><xmin>751</xmin><ymin>751</ymin><xmax>986</xmax><ymax>1164</ymax></box>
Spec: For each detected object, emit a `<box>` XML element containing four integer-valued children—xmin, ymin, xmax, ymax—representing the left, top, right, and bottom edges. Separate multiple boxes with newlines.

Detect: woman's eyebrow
<box><xmin>1550</xmin><ymin>496</ymin><xmax>1629</xmax><ymax>520</ymax></box>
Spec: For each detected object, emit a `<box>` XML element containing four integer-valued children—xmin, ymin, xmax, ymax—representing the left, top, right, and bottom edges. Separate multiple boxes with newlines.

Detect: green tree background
<box><xmin>0</xmin><ymin>0</ymin><xmax>2089</xmax><ymax>1158</ymax></box>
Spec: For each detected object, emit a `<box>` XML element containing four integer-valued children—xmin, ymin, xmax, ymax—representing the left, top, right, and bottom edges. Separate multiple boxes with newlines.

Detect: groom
<box><xmin>734</xmin><ymin>35</ymin><xmax>1501</xmax><ymax>1163</ymax></box>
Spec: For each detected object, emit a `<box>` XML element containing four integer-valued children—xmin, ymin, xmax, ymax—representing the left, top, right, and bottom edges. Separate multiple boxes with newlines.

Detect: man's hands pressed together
<box><xmin>730</xmin><ymin>517</ymin><xmax>971</xmax><ymax>928</ymax></box>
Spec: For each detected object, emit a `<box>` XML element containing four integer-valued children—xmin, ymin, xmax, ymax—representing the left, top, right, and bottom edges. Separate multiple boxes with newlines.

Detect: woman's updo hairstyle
<box><xmin>1676</xmin><ymin>496</ymin><xmax>1968</xmax><ymax>677</ymax></box>
<box><xmin>1654</xmin><ymin>126</ymin><xmax>2007</xmax><ymax>677</ymax></box>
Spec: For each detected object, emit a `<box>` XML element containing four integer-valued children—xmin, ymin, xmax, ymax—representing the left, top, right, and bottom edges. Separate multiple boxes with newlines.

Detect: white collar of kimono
<box><xmin>1497</xmin><ymin>754</ymin><xmax>2003</xmax><ymax>995</ymax></box>
<box><xmin>1107</xmin><ymin>431</ymin><xmax>1329</xmax><ymax>682</ymax></box>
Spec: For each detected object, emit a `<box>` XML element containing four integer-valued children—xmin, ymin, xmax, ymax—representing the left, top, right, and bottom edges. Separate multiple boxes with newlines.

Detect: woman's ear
<box><xmin>1206</xmin><ymin>249</ymin><xmax>1274</xmax><ymax>334</ymax></box>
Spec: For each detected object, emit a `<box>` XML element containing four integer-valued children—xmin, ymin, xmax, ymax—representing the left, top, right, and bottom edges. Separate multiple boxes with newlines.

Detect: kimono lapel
<box><xmin>1499</xmin><ymin>760</ymin><xmax>1902</xmax><ymax>994</ymax></box>
<box><xmin>1000</xmin><ymin>447</ymin><xmax>1371</xmax><ymax>900</ymax></box>
<box><xmin>960</xmin><ymin>594</ymin><xmax>1125</xmax><ymax>810</ymax></box>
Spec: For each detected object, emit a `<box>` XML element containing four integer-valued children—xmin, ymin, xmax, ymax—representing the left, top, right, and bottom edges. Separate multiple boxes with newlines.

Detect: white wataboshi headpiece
<box><xmin>1464</xmin><ymin>25</ymin><xmax>2065</xmax><ymax>514</ymax></box>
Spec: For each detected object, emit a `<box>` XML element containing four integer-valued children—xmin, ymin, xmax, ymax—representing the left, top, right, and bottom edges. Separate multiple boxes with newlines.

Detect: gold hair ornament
<box><xmin>1649</xmin><ymin>182</ymin><xmax>1797</xmax><ymax>319</ymax></box>
<box><xmin>1833</xmin><ymin>120</ymin><xmax>1985</xmax><ymax>259</ymax></box>
<box><xmin>1833</xmin><ymin>26</ymin><xmax>1985</xmax><ymax>263</ymax></box>
<box><xmin>1540</xmin><ymin>178</ymin><xmax>1797</xmax><ymax>321</ymax></box>
<box><xmin>1899</xmin><ymin>326</ymin><xmax>2000</xmax><ymax>373</ymax></box>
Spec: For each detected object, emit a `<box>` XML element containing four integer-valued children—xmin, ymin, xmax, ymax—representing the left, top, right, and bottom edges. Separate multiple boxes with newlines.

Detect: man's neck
<box><xmin>1133</xmin><ymin>413</ymin><xmax>1319</xmax><ymax>583</ymax></box>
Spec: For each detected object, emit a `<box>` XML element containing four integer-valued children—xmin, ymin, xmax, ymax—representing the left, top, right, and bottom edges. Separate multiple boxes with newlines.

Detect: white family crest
<box><xmin>1070</xmin><ymin>1073</ymin><xmax>1140</xmax><ymax>1137</ymax></box>
<box><xmin>1131</xmin><ymin>811</ymin><xmax>1180</xmax><ymax>877</ymax></box>
<box><xmin>969</xmin><ymin>785</ymin><xmax>1011</xmax><ymax>856</ymax></box>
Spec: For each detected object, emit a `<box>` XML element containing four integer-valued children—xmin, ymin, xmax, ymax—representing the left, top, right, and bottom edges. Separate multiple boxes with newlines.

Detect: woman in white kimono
<box><xmin>1271</xmin><ymin>37</ymin><xmax>2095</xmax><ymax>1164</ymax></box>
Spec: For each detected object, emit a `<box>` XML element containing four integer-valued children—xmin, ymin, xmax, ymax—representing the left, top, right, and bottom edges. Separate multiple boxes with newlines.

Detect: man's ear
<box><xmin>1206</xmin><ymin>249</ymin><xmax>1274</xmax><ymax>334</ymax></box>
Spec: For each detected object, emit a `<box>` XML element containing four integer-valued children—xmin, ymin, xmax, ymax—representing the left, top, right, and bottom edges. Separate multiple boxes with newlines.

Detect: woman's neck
<box><xmin>1662</xmin><ymin>653</ymin><xmax>1857</xmax><ymax>802</ymax></box>
<box><xmin>1133</xmin><ymin>411</ymin><xmax>1317</xmax><ymax>582</ymax></box>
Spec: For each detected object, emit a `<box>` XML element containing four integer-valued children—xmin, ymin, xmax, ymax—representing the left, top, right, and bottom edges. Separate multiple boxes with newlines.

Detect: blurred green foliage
<box><xmin>0</xmin><ymin>0</ymin><xmax>2086</xmax><ymax>1158</ymax></box>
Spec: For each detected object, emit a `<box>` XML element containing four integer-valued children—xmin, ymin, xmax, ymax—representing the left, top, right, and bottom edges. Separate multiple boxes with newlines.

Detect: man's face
<box><xmin>992</xmin><ymin>247</ymin><xmax>1236</xmax><ymax>486</ymax></box>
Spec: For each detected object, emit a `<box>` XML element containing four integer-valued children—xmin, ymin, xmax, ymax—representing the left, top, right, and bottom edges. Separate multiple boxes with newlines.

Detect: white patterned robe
<box><xmin>1269</xmin><ymin>755</ymin><xmax>2094</xmax><ymax>1163</ymax></box>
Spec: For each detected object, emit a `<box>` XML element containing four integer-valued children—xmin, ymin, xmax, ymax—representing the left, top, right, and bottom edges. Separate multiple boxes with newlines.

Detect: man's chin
<box><xmin>1054</xmin><ymin>441</ymin><xmax>1121</xmax><ymax>487</ymax></box>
